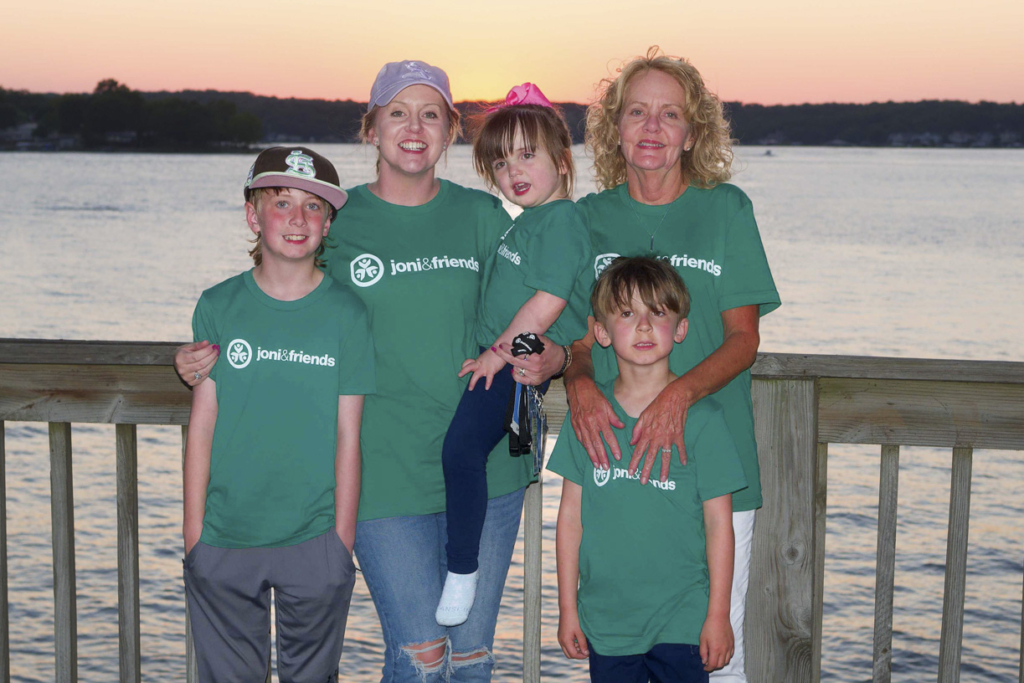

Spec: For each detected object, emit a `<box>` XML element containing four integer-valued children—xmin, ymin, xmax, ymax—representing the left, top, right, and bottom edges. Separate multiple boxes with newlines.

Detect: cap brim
<box><xmin>371</xmin><ymin>81</ymin><xmax>453</xmax><ymax>110</ymax></box>
<box><xmin>248</xmin><ymin>173</ymin><xmax>348</xmax><ymax>211</ymax></box>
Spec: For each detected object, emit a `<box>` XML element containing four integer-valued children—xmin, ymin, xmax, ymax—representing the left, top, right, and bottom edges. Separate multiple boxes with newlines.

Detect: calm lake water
<box><xmin>1</xmin><ymin>146</ymin><xmax>1022</xmax><ymax>682</ymax></box>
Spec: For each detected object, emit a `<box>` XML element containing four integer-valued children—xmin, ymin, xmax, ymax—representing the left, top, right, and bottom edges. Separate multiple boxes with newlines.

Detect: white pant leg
<box><xmin>711</xmin><ymin>509</ymin><xmax>756</xmax><ymax>683</ymax></box>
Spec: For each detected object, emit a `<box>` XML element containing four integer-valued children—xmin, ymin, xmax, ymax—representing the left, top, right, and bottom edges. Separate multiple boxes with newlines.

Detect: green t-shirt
<box><xmin>577</xmin><ymin>183</ymin><xmax>780</xmax><ymax>511</ymax></box>
<box><xmin>475</xmin><ymin>200</ymin><xmax>592</xmax><ymax>347</ymax></box>
<box><xmin>547</xmin><ymin>382</ymin><xmax>747</xmax><ymax>655</ymax></box>
<box><xmin>192</xmin><ymin>270</ymin><xmax>376</xmax><ymax>548</ymax></box>
<box><xmin>324</xmin><ymin>181</ymin><xmax>534</xmax><ymax>521</ymax></box>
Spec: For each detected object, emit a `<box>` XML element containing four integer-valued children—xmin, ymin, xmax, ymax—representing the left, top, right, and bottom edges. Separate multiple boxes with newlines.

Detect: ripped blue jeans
<box><xmin>353</xmin><ymin>487</ymin><xmax>524</xmax><ymax>682</ymax></box>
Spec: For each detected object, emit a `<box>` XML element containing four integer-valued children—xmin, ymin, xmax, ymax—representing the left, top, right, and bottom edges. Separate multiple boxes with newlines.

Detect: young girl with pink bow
<box><xmin>436</xmin><ymin>83</ymin><xmax>593</xmax><ymax>625</ymax></box>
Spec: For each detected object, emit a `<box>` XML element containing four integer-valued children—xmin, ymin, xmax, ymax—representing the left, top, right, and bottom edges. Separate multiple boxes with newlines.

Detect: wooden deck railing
<box><xmin>1</xmin><ymin>339</ymin><xmax>1022</xmax><ymax>683</ymax></box>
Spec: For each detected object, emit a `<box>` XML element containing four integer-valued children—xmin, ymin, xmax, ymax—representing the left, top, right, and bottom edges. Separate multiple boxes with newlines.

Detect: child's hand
<box><xmin>183</xmin><ymin>522</ymin><xmax>203</xmax><ymax>555</ymax></box>
<box><xmin>699</xmin><ymin>612</ymin><xmax>734</xmax><ymax>672</ymax></box>
<box><xmin>457</xmin><ymin>348</ymin><xmax>506</xmax><ymax>391</ymax></box>
<box><xmin>557</xmin><ymin>611</ymin><xmax>589</xmax><ymax>660</ymax></box>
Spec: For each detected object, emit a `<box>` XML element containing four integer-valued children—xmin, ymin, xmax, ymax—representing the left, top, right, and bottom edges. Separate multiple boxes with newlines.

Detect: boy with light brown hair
<box><xmin>549</xmin><ymin>256</ymin><xmax>746</xmax><ymax>682</ymax></box>
<box><xmin>183</xmin><ymin>147</ymin><xmax>375</xmax><ymax>682</ymax></box>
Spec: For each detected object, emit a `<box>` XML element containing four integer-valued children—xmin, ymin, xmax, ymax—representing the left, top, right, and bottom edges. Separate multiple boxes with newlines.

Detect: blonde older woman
<box><xmin>562</xmin><ymin>47</ymin><xmax>781</xmax><ymax>681</ymax></box>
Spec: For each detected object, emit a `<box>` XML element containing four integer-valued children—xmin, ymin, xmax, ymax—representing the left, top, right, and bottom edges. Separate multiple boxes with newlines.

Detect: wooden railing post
<box><xmin>181</xmin><ymin>426</ymin><xmax>198</xmax><ymax>683</ymax></box>
<box><xmin>49</xmin><ymin>422</ymin><xmax>77</xmax><ymax>683</ymax></box>
<box><xmin>873</xmin><ymin>445</ymin><xmax>900</xmax><ymax>683</ymax></box>
<box><xmin>811</xmin><ymin>442</ymin><xmax>828</xmax><ymax>679</ymax></box>
<box><xmin>0</xmin><ymin>421</ymin><xmax>9</xmax><ymax>683</ymax></box>
<box><xmin>523</xmin><ymin>479</ymin><xmax>542</xmax><ymax>683</ymax></box>
<box><xmin>748</xmin><ymin>378</ymin><xmax>819</xmax><ymax>683</ymax></box>
<box><xmin>115</xmin><ymin>425</ymin><xmax>141</xmax><ymax>683</ymax></box>
<box><xmin>938</xmin><ymin>447</ymin><xmax>973</xmax><ymax>683</ymax></box>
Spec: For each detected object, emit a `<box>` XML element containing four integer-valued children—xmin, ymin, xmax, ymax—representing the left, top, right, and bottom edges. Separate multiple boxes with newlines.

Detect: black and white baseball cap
<box><xmin>244</xmin><ymin>146</ymin><xmax>347</xmax><ymax>211</ymax></box>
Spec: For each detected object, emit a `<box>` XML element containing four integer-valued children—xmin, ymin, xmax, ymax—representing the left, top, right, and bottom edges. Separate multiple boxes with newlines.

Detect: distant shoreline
<box><xmin>3</xmin><ymin>83</ymin><xmax>1022</xmax><ymax>151</ymax></box>
<box><xmin>4</xmin><ymin>142</ymin><xmax>1023</xmax><ymax>154</ymax></box>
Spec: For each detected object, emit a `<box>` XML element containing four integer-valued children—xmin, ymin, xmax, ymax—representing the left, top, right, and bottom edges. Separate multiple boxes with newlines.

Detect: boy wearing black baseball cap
<box><xmin>183</xmin><ymin>147</ymin><xmax>375</xmax><ymax>681</ymax></box>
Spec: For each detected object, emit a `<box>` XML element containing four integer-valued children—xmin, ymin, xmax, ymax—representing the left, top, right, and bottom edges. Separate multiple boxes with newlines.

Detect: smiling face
<box><xmin>617</xmin><ymin>69</ymin><xmax>696</xmax><ymax>181</ymax></box>
<box><xmin>246</xmin><ymin>187</ymin><xmax>331</xmax><ymax>265</ymax></box>
<box><xmin>367</xmin><ymin>84</ymin><xmax>450</xmax><ymax>181</ymax></box>
<box><xmin>490</xmin><ymin>128</ymin><xmax>567</xmax><ymax>208</ymax></box>
<box><xmin>594</xmin><ymin>290</ymin><xmax>688</xmax><ymax>368</ymax></box>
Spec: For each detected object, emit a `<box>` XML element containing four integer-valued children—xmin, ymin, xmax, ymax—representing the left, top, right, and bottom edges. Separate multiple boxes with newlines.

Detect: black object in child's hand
<box><xmin>510</xmin><ymin>332</ymin><xmax>545</xmax><ymax>357</ymax></box>
<box><xmin>505</xmin><ymin>333</ymin><xmax>545</xmax><ymax>458</ymax></box>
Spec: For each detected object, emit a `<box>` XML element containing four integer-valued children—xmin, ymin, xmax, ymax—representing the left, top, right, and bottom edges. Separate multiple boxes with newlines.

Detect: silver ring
<box><xmin>517</xmin><ymin>368</ymin><xmax>527</xmax><ymax>377</ymax></box>
<box><xmin>661</xmin><ymin>447</ymin><xmax>672</xmax><ymax>453</ymax></box>
<box><xmin>193</xmin><ymin>371</ymin><xmax>202</xmax><ymax>381</ymax></box>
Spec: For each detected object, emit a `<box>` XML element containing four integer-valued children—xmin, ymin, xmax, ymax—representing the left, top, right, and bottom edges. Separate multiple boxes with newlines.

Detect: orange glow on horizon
<box><xmin>3</xmin><ymin>0</ymin><xmax>1022</xmax><ymax>105</ymax></box>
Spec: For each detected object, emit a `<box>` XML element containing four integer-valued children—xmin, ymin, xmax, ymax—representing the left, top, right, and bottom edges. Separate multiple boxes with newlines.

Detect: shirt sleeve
<box><xmin>546</xmin><ymin>415</ymin><xmax>586</xmax><ymax>486</ymax></box>
<box><xmin>718</xmin><ymin>191</ymin><xmax>781</xmax><ymax>317</ymax></box>
<box><xmin>336</xmin><ymin>293</ymin><xmax>377</xmax><ymax>396</ymax></box>
<box><xmin>191</xmin><ymin>294</ymin><xmax>221</xmax><ymax>381</ymax></box>
<box><xmin>522</xmin><ymin>205</ymin><xmax>592</xmax><ymax>301</ymax></box>
<box><xmin>688</xmin><ymin>401</ymin><xmax>748</xmax><ymax>502</ymax></box>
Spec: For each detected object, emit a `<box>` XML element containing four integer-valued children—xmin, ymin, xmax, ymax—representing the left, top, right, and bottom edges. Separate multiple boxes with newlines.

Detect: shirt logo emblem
<box><xmin>593</xmin><ymin>467</ymin><xmax>610</xmax><ymax>487</ymax></box>
<box><xmin>351</xmin><ymin>253</ymin><xmax>384</xmax><ymax>287</ymax></box>
<box><xmin>285</xmin><ymin>150</ymin><xmax>316</xmax><ymax>178</ymax></box>
<box><xmin>226</xmin><ymin>339</ymin><xmax>252</xmax><ymax>369</ymax></box>
<box><xmin>594</xmin><ymin>253</ymin><xmax>620</xmax><ymax>279</ymax></box>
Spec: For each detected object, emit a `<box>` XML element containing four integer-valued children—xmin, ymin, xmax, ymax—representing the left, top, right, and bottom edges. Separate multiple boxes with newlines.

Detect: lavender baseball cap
<box><xmin>244</xmin><ymin>146</ymin><xmax>347</xmax><ymax>211</ymax></box>
<box><xmin>369</xmin><ymin>60</ymin><xmax>454</xmax><ymax>110</ymax></box>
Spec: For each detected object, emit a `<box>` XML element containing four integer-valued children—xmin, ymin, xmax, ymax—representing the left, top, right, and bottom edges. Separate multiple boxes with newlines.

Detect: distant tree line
<box><xmin>1</xmin><ymin>80</ymin><xmax>262</xmax><ymax>149</ymax></box>
<box><xmin>724</xmin><ymin>101</ymin><xmax>1024</xmax><ymax>146</ymax></box>
<box><xmin>2</xmin><ymin>82</ymin><xmax>1022</xmax><ymax>150</ymax></box>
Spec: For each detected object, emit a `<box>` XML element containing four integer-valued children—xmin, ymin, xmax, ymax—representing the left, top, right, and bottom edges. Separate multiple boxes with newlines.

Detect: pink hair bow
<box><xmin>487</xmin><ymin>83</ymin><xmax>553</xmax><ymax>113</ymax></box>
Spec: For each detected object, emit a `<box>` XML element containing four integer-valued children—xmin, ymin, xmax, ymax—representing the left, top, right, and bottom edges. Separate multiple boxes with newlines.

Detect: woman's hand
<box><xmin>457</xmin><ymin>348</ymin><xmax>506</xmax><ymax>391</ymax></box>
<box><xmin>492</xmin><ymin>334</ymin><xmax>564</xmax><ymax>386</ymax></box>
<box><xmin>629</xmin><ymin>379</ymin><xmax>693</xmax><ymax>484</ymax></box>
<box><xmin>628</xmin><ymin>306</ymin><xmax>761</xmax><ymax>484</ymax></box>
<box><xmin>175</xmin><ymin>341</ymin><xmax>220</xmax><ymax>387</ymax></box>
<box><xmin>565</xmin><ymin>374</ymin><xmax>624</xmax><ymax>470</ymax></box>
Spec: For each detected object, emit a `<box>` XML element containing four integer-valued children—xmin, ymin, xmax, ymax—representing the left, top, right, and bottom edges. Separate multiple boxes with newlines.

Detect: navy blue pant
<box><xmin>589</xmin><ymin>643</ymin><xmax>708</xmax><ymax>683</ymax></box>
<box><xmin>442</xmin><ymin>348</ymin><xmax>547</xmax><ymax>574</ymax></box>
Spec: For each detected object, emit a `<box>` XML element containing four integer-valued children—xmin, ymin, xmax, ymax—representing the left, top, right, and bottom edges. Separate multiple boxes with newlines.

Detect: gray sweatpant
<box><xmin>183</xmin><ymin>529</ymin><xmax>356</xmax><ymax>683</ymax></box>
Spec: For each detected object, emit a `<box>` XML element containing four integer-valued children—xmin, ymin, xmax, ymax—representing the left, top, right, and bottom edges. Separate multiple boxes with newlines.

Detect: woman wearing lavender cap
<box><xmin>176</xmin><ymin>60</ymin><xmax>565</xmax><ymax>682</ymax></box>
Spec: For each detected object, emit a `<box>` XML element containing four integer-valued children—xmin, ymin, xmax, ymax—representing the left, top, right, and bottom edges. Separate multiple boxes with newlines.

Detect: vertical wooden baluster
<box><xmin>0</xmin><ymin>422</ymin><xmax>10</xmax><ymax>683</ymax></box>
<box><xmin>523</xmin><ymin>479</ymin><xmax>542</xmax><ymax>683</ymax></box>
<box><xmin>182</xmin><ymin>426</ymin><xmax>198</xmax><ymax>683</ymax></box>
<box><xmin>812</xmin><ymin>442</ymin><xmax>829</xmax><ymax>683</ymax></box>
<box><xmin>748</xmin><ymin>378</ymin><xmax>819</xmax><ymax>683</ymax></box>
<box><xmin>116</xmin><ymin>425</ymin><xmax>141</xmax><ymax>683</ymax></box>
<box><xmin>873</xmin><ymin>445</ymin><xmax>900</xmax><ymax>683</ymax></box>
<box><xmin>49</xmin><ymin>422</ymin><xmax>77</xmax><ymax>683</ymax></box>
<box><xmin>937</xmin><ymin>447</ymin><xmax>973</xmax><ymax>683</ymax></box>
<box><xmin>1017</xmin><ymin>556</ymin><xmax>1022</xmax><ymax>683</ymax></box>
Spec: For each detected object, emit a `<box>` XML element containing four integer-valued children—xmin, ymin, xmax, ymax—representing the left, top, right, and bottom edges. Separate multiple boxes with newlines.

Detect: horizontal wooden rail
<box><xmin>4</xmin><ymin>340</ymin><xmax>1024</xmax><ymax>384</ymax></box>
<box><xmin>1</xmin><ymin>339</ymin><xmax>1022</xmax><ymax>683</ymax></box>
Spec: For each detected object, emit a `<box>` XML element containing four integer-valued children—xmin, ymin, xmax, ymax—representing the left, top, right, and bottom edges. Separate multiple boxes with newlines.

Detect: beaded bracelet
<box><xmin>552</xmin><ymin>344</ymin><xmax>572</xmax><ymax>379</ymax></box>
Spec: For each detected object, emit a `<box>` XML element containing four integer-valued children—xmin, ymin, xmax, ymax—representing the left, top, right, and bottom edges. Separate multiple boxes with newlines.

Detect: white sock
<box><xmin>435</xmin><ymin>570</ymin><xmax>479</xmax><ymax>627</ymax></box>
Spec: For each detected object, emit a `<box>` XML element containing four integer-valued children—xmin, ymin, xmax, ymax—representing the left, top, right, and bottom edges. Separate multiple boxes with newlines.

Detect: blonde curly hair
<box><xmin>586</xmin><ymin>46</ymin><xmax>734</xmax><ymax>191</ymax></box>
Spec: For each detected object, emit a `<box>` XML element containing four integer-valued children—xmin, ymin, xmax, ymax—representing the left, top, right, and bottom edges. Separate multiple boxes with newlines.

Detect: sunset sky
<box><xmin>4</xmin><ymin>0</ymin><xmax>1022</xmax><ymax>105</ymax></box>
